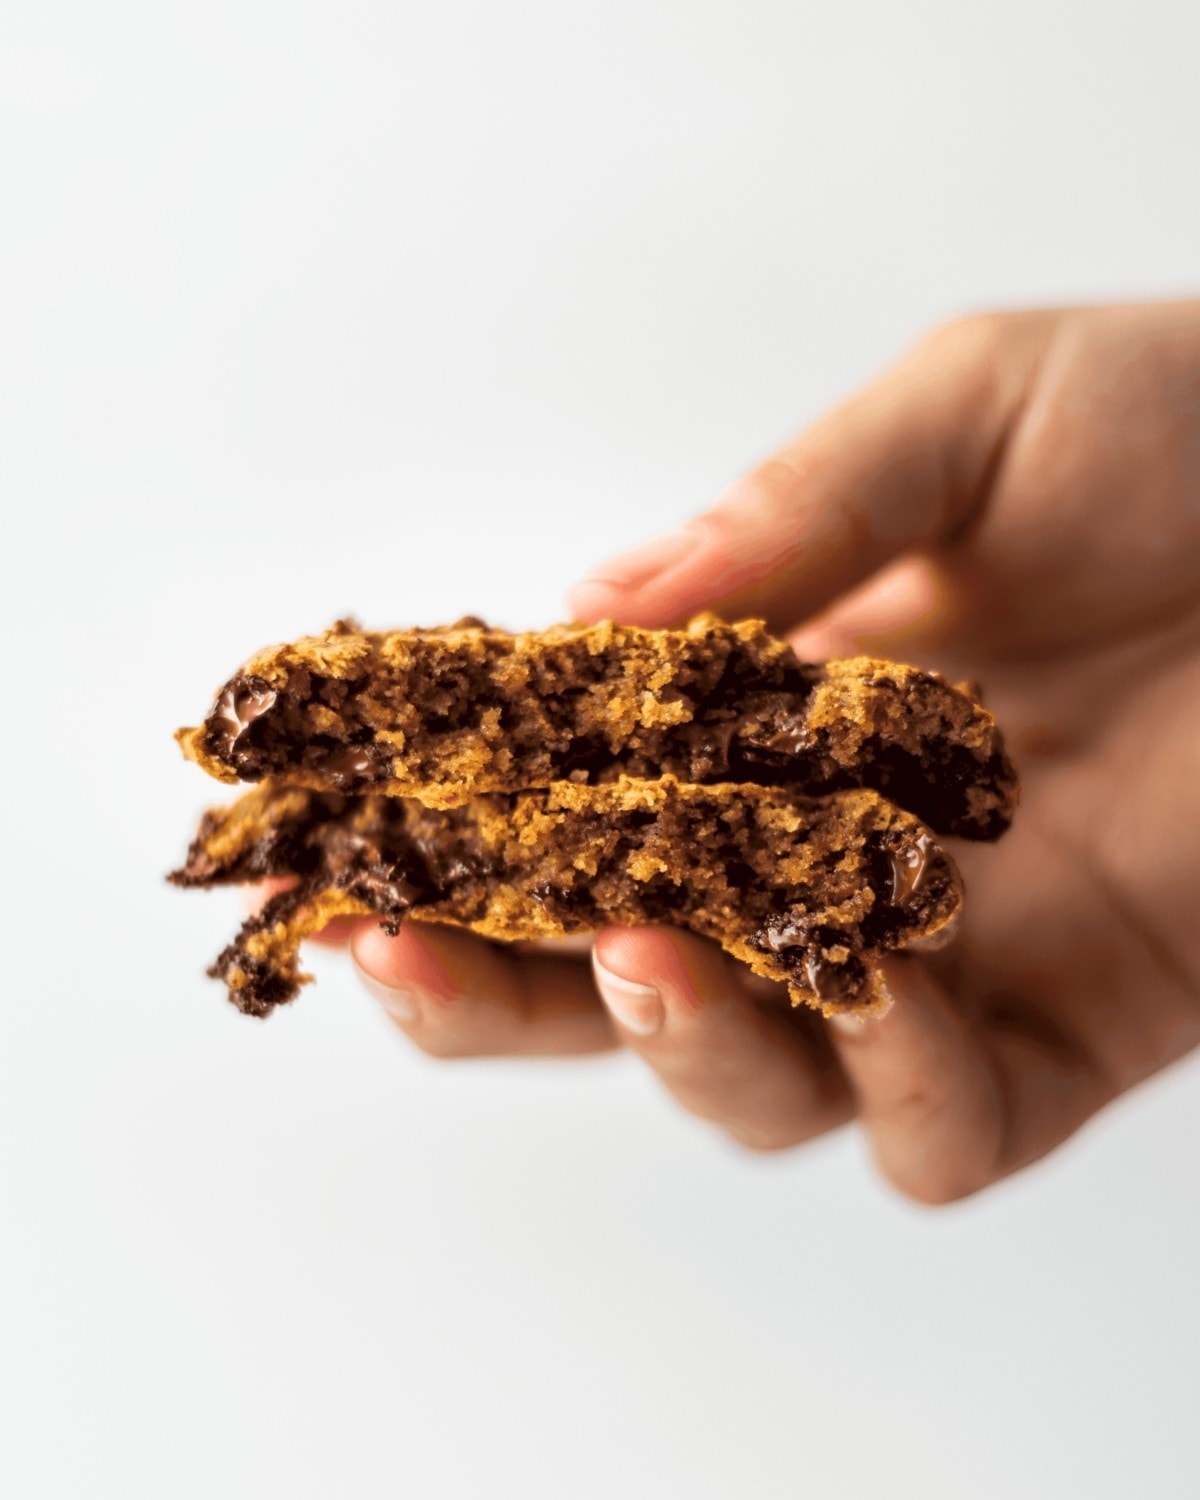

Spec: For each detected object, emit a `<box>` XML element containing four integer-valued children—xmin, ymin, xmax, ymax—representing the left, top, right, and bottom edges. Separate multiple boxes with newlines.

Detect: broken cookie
<box><xmin>171</xmin><ymin>776</ymin><xmax>962</xmax><ymax>1020</ymax></box>
<box><xmin>176</xmin><ymin>614</ymin><xmax>1016</xmax><ymax>840</ymax></box>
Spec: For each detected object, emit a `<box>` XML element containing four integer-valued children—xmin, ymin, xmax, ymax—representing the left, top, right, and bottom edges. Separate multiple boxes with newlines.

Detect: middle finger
<box><xmin>591</xmin><ymin>926</ymin><xmax>854</xmax><ymax>1150</ymax></box>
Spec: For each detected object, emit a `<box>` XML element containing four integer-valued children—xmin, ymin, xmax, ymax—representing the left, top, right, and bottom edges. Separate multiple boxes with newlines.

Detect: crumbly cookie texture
<box><xmin>171</xmin><ymin>777</ymin><xmax>962</xmax><ymax>1020</ymax></box>
<box><xmin>175</xmin><ymin>614</ymin><xmax>1017</xmax><ymax>840</ymax></box>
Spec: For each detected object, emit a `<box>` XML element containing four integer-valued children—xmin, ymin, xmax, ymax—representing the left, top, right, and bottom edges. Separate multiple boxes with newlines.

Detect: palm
<box><xmin>814</xmin><ymin>304</ymin><xmax>1200</xmax><ymax>1104</ymax></box>
<box><xmin>935</xmin><ymin>646</ymin><xmax>1200</xmax><ymax>1115</ymax></box>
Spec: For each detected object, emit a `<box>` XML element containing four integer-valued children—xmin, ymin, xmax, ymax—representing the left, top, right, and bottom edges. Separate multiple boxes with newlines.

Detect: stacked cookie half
<box><xmin>171</xmin><ymin>614</ymin><xmax>1017</xmax><ymax>1018</ymax></box>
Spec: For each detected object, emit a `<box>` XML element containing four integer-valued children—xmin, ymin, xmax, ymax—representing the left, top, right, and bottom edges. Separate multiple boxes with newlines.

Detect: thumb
<box><xmin>568</xmin><ymin>314</ymin><xmax>1043</xmax><ymax>632</ymax></box>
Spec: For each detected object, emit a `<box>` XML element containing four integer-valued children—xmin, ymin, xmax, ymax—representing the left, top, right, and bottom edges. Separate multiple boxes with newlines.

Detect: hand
<box><xmin>347</xmin><ymin>301</ymin><xmax>1200</xmax><ymax>1202</ymax></box>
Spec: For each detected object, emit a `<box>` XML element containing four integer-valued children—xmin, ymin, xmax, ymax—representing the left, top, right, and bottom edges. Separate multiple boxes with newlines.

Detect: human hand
<box><xmin>349</xmin><ymin>301</ymin><xmax>1200</xmax><ymax>1201</ymax></box>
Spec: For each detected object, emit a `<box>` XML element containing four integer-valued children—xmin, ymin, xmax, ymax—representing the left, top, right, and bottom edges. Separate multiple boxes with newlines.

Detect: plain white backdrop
<box><xmin>3</xmin><ymin>3</ymin><xmax>1198</xmax><ymax>1496</ymax></box>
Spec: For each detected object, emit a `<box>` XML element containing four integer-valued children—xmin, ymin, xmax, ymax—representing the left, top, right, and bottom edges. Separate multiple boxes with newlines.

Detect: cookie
<box><xmin>171</xmin><ymin>776</ymin><xmax>962</xmax><ymax>1019</ymax></box>
<box><xmin>175</xmin><ymin>614</ymin><xmax>1016</xmax><ymax>839</ymax></box>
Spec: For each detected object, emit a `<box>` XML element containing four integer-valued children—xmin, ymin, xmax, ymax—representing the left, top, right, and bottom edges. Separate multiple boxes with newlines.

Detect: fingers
<box><xmin>569</xmin><ymin>314</ymin><xmax>1045</xmax><ymax>632</ymax></box>
<box><xmin>786</xmin><ymin>554</ymin><xmax>970</xmax><ymax>667</ymax></box>
<box><xmin>350</xmin><ymin>920</ymin><xmax>617</xmax><ymax>1058</ymax></box>
<box><xmin>591</xmin><ymin>927</ymin><xmax>852</xmax><ymax>1150</ymax></box>
<box><xmin>829</xmin><ymin>957</ymin><xmax>1115</xmax><ymax>1204</ymax></box>
<box><xmin>979</xmin><ymin>1000</ymin><xmax>1117</xmax><ymax>1181</ymax></box>
<box><xmin>827</xmin><ymin>957</ymin><xmax>1006</xmax><ymax>1203</ymax></box>
<box><xmin>353</xmin><ymin>913</ymin><xmax>854</xmax><ymax>1151</ymax></box>
<box><xmin>348</xmin><ymin>914</ymin><xmax>1114</xmax><ymax>1200</ymax></box>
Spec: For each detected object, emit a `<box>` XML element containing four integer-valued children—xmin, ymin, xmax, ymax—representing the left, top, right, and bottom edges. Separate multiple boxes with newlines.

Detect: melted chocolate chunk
<box><xmin>889</xmin><ymin>831</ymin><xmax>933</xmax><ymax>906</ymax></box>
<box><xmin>343</xmin><ymin>863</ymin><xmax>430</xmax><ymax>925</ymax></box>
<box><xmin>210</xmin><ymin>676</ymin><xmax>278</xmax><ymax>757</ymax></box>
<box><xmin>755</xmin><ymin>917</ymin><xmax>867</xmax><ymax>1005</ymax></box>
<box><xmin>759</xmin><ymin>909</ymin><xmax>813</xmax><ymax>954</ymax></box>
<box><xmin>320</xmin><ymin>742</ymin><xmax>383</xmax><ymax>789</ymax></box>
<box><xmin>679</xmin><ymin>717</ymin><xmax>740</xmax><ymax>778</ymax></box>
<box><xmin>804</xmin><ymin>953</ymin><xmax>864</xmax><ymax>1006</ymax></box>
<box><xmin>754</xmin><ymin>708</ymin><xmax>813</xmax><ymax>759</ymax></box>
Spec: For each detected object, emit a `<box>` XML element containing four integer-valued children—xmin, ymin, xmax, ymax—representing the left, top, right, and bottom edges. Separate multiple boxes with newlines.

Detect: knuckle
<box><xmin>706</xmin><ymin>461</ymin><xmax>795</xmax><ymax>527</ymax></box>
<box><xmin>917</xmin><ymin>307</ymin><xmax>1060</xmax><ymax>377</ymax></box>
<box><xmin>879</xmin><ymin>1082</ymin><xmax>944</xmax><ymax>1134</ymax></box>
<box><xmin>922</xmin><ymin>309</ymin><xmax>1007</xmax><ymax>355</ymax></box>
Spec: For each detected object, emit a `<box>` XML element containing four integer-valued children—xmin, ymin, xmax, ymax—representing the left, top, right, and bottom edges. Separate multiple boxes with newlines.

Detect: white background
<box><xmin>3</xmin><ymin>3</ymin><xmax>1199</xmax><ymax>1496</ymax></box>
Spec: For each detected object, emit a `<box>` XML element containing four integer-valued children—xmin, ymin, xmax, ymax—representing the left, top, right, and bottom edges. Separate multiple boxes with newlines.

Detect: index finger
<box><xmin>569</xmin><ymin>314</ymin><xmax>1044</xmax><ymax>632</ymax></box>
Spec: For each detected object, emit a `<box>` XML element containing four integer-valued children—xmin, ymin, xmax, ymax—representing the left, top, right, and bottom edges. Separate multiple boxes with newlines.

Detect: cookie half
<box><xmin>176</xmin><ymin>614</ymin><xmax>1016</xmax><ymax>839</ymax></box>
<box><xmin>171</xmin><ymin>776</ymin><xmax>962</xmax><ymax>1019</ymax></box>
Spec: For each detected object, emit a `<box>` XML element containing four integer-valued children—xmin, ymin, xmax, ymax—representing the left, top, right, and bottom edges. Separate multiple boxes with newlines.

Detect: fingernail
<box><xmin>568</xmin><ymin>529</ymin><xmax>701</xmax><ymax>616</ymax></box>
<box><xmin>354</xmin><ymin>962</ymin><xmax>423</xmax><ymax>1023</ymax></box>
<box><xmin>592</xmin><ymin>955</ymin><xmax>663</xmax><ymax>1036</ymax></box>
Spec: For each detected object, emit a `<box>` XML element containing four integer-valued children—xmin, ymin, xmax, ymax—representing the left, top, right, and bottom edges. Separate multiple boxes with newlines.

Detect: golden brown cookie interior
<box><xmin>176</xmin><ymin>614</ymin><xmax>1016</xmax><ymax>839</ymax></box>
